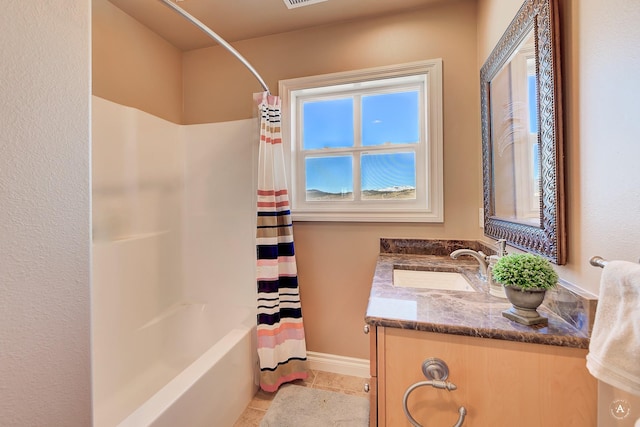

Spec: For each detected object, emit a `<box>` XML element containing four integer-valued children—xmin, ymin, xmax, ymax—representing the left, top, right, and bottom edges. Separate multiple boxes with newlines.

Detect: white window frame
<box><xmin>511</xmin><ymin>45</ymin><xmax>540</xmax><ymax>221</ymax></box>
<box><xmin>279</xmin><ymin>59</ymin><xmax>443</xmax><ymax>222</ymax></box>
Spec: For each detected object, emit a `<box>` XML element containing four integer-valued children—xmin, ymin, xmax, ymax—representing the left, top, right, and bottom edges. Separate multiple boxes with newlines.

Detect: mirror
<box><xmin>481</xmin><ymin>0</ymin><xmax>565</xmax><ymax>264</ymax></box>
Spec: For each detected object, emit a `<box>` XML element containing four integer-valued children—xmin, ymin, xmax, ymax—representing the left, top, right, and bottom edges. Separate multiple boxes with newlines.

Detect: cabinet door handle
<box><xmin>363</xmin><ymin>324</ymin><xmax>370</xmax><ymax>334</ymax></box>
<box><xmin>364</xmin><ymin>383</ymin><xmax>370</xmax><ymax>393</ymax></box>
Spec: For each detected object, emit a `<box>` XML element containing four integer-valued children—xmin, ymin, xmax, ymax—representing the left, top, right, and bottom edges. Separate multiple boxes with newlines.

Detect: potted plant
<box><xmin>492</xmin><ymin>253</ymin><xmax>559</xmax><ymax>326</ymax></box>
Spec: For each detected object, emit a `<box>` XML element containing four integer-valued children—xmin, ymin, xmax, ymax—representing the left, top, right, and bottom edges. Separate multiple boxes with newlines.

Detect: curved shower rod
<box><xmin>158</xmin><ymin>0</ymin><xmax>270</xmax><ymax>94</ymax></box>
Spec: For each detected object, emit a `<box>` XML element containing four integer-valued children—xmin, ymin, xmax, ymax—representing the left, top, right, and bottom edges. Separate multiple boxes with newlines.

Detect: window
<box><xmin>279</xmin><ymin>60</ymin><xmax>443</xmax><ymax>222</ymax></box>
<box><xmin>508</xmin><ymin>44</ymin><xmax>540</xmax><ymax>222</ymax></box>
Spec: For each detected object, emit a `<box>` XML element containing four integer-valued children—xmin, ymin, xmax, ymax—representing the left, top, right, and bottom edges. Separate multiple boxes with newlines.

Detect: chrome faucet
<box><xmin>450</xmin><ymin>248</ymin><xmax>489</xmax><ymax>280</ymax></box>
<box><xmin>450</xmin><ymin>240</ymin><xmax>508</xmax><ymax>298</ymax></box>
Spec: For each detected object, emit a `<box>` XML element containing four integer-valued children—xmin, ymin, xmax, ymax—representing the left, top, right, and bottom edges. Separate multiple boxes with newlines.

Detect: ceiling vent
<box><xmin>283</xmin><ymin>0</ymin><xmax>328</xmax><ymax>9</ymax></box>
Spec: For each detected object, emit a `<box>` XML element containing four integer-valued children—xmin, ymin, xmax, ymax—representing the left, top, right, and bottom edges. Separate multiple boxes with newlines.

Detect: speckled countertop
<box><xmin>365</xmin><ymin>240</ymin><xmax>591</xmax><ymax>349</ymax></box>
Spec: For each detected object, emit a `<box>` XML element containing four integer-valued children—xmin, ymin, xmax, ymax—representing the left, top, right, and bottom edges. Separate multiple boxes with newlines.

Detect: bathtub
<box><xmin>92</xmin><ymin>234</ymin><xmax>258</xmax><ymax>427</ymax></box>
<box><xmin>117</xmin><ymin>314</ymin><xmax>258</xmax><ymax>427</ymax></box>
<box><xmin>92</xmin><ymin>282</ymin><xmax>258</xmax><ymax>427</ymax></box>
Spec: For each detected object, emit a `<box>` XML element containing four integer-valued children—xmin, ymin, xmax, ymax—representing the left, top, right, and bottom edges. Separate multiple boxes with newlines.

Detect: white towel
<box><xmin>586</xmin><ymin>260</ymin><xmax>640</xmax><ymax>397</ymax></box>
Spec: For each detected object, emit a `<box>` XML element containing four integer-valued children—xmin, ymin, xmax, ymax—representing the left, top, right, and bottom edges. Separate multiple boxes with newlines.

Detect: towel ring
<box><xmin>402</xmin><ymin>358</ymin><xmax>467</xmax><ymax>427</ymax></box>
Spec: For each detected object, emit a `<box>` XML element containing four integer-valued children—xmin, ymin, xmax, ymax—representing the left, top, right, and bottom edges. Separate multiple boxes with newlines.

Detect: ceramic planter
<box><xmin>501</xmin><ymin>284</ymin><xmax>548</xmax><ymax>326</ymax></box>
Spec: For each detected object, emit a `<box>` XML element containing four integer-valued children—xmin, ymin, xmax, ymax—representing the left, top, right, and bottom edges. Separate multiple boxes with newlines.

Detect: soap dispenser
<box><xmin>487</xmin><ymin>239</ymin><xmax>508</xmax><ymax>299</ymax></box>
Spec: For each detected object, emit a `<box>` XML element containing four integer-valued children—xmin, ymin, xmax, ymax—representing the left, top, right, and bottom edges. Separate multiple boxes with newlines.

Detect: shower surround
<box><xmin>92</xmin><ymin>97</ymin><xmax>259</xmax><ymax>426</ymax></box>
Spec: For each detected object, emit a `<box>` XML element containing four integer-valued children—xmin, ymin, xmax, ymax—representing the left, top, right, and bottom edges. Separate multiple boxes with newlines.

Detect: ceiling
<box><xmin>108</xmin><ymin>0</ymin><xmax>449</xmax><ymax>51</ymax></box>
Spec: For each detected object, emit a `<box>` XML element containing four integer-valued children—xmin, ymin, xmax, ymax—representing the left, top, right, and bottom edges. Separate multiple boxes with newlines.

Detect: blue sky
<box><xmin>303</xmin><ymin>91</ymin><xmax>418</xmax><ymax>193</ymax></box>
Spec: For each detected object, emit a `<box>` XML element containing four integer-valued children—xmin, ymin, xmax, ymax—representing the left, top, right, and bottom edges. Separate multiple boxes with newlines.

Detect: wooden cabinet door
<box><xmin>382</xmin><ymin>328</ymin><xmax>596</xmax><ymax>427</ymax></box>
<box><xmin>369</xmin><ymin>326</ymin><xmax>377</xmax><ymax>427</ymax></box>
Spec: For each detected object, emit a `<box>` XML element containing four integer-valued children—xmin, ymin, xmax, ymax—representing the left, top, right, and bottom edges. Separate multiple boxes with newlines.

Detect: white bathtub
<box><xmin>92</xmin><ymin>284</ymin><xmax>258</xmax><ymax>427</ymax></box>
<box><xmin>92</xmin><ymin>234</ymin><xmax>258</xmax><ymax>427</ymax></box>
<box><xmin>117</xmin><ymin>315</ymin><xmax>258</xmax><ymax>427</ymax></box>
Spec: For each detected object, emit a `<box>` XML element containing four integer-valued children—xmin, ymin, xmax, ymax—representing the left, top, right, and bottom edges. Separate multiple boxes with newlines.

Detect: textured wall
<box><xmin>559</xmin><ymin>0</ymin><xmax>640</xmax><ymax>294</ymax></box>
<box><xmin>0</xmin><ymin>2</ymin><xmax>92</xmax><ymax>426</ymax></box>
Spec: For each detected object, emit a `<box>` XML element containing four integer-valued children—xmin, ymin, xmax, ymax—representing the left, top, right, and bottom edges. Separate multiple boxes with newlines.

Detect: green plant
<box><xmin>492</xmin><ymin>253</ymin><xmax>559</xmax><ymax>290</ymax></box>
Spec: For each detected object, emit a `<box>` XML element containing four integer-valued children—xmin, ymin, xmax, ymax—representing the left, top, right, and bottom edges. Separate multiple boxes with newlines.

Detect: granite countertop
<box><xmin>365</xmin><ymin>251</ymin><xmax>591</xmax><ymax>349</ymax></box>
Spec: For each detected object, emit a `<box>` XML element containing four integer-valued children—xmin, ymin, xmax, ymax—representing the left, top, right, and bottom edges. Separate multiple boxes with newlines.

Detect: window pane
<box><xmin>362</xmin><ymin>91</ymin><xmax>419</xmax><ymax>147</ymax></box>
<box><xmin>303</xmin><ymin>98</ymin><xmax>354</xmax><ymax>149</ymax></box>
<box><xmin>361</xmin><ymin>153</ymin><xmax>416</xmax><ymax>200</ymax></box>
<box><xmin>305</xmin><ymin>156</ymin><xmax>353</xmax><ymax>201</ymax></box>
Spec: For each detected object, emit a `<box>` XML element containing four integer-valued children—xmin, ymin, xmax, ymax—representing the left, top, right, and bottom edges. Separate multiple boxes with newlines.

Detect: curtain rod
<box><xmin>158</xmin><ymin>0</ymin><xmax>270</xmax><ymax>94</ymax></box>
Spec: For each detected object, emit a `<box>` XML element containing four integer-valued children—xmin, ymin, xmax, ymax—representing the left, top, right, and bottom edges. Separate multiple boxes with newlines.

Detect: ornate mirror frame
<box><xmin>481</xmin><ymin>0</ymin><xmax>566</xmax><ymax>264</ymax></box>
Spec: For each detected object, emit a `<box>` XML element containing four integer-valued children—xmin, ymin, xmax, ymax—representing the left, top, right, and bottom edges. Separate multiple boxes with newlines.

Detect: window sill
<box><xmin>291</xmin><ymin>210</ymin><xmax>443</xmax><ymax>223</ymax></box>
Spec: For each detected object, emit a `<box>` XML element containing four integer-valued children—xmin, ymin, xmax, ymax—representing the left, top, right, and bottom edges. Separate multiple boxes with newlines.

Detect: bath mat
<box><xmin>259</xmin><ymin>384</ymin><xmax>369</xmax><ymax>427</ymax></box>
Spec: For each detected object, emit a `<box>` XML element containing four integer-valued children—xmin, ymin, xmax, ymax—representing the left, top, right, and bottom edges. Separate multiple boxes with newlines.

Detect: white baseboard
<box><xmin>307</xmin><ymin>351</ymin><xmax>370</xmax><ymax>378</ymax></box>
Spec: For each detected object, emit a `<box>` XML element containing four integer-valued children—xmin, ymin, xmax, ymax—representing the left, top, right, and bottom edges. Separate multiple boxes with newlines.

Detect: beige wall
<box><xmin>183</xmin><ymin>0</ymin><xmax>479</xmax><ymax>124</ymax></box>
<box><xmin>1</xmin><ymin>2</ymin><xmax>92</xmax><ymax>425</ymax></box>
<box><xmin>182</xmin><ymin>0</ymin><xmax>480</xmax><ymax>359</ymax></box>
<box><xmin>92</xmin><ymin>0</ymin><xmax>183</xmax><ymax>123</ymax></box>
<box><xmin>476</xmin><ymin>0</ymin><xmax>522</xmax><ymax>61</ymax></box>
<box><xmin>478</xmin><ymin>0</ymin><xmax>640</xmax><ymax>295</ymax></box>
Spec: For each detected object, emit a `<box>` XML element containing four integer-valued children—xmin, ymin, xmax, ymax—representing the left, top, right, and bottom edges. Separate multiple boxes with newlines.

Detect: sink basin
<box><xmin>393</xmin><ymin>269</ymin><xmax>475</xmax><ymax>292</ymax></box>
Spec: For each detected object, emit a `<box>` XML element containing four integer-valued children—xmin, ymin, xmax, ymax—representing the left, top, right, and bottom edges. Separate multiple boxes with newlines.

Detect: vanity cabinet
<box><xmin>369</xmin><ymin>326</ymin><xmax>596</xmax><ymax>427</ymax></box>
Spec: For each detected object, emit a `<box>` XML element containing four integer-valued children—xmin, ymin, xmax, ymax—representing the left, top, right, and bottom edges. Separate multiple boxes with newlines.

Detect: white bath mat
<box><xmin>259</xmin><ymin>384</ymin><xmax>369</xmax><ymax>427</ymax></box>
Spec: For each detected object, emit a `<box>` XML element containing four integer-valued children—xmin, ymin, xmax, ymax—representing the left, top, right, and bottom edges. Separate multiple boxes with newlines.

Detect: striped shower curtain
<box><xmin>256</xmin><ymin>92</ymin><xmax>308</xmax><ymax>392</ymax></box>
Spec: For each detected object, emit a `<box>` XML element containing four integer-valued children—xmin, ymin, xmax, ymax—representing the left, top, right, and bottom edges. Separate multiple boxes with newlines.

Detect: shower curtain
<box><xmin>256</xmin><ymin>92</ymin><xmax>308</xmax><ymax>392</ymax></box>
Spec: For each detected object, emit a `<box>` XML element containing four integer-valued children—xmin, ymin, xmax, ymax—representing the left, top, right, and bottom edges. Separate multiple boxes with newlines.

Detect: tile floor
<box><xmin>233</xmin><ymin>370</ymin><xmax>369</xmax><ymax>426</ymax></box>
